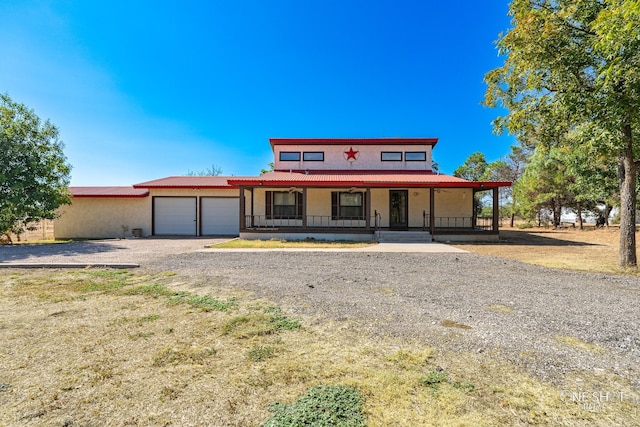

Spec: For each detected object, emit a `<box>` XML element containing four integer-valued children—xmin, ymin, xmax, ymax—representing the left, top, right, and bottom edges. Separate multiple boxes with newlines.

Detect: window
<box><xmin>331</xmin><ymin>192</ymin><xmax>366</xmax><ymax>220</ymax></box>
<box><xmin>303</xmin><ymin>151</ymin><xmax>324</xmax><ymax>161</ymax></box>
<box><xmin>405</xmin><ymin>151</ymin><xmax>427</xmax><ymax>161</ymax></box>
<box><xmin>279</xmin><ymin>151</ymin><xmax>301</xmax><ymax>161</ymax></box>
<box><xmin>381</xmin><ymin>151</ymin><xmax>403</xmax><ymax>161</ymax></box>
<box><xmin>266</xmin><ymin>191</ymin><xmax>302</xmax><ymax>219</ymax></box>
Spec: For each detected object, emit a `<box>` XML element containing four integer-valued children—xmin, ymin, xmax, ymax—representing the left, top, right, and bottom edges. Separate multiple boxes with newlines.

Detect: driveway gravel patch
<box><xmin>2</xmin><ymin>239</ymin><xmax>639</xmax><ymax>388</ymax></box>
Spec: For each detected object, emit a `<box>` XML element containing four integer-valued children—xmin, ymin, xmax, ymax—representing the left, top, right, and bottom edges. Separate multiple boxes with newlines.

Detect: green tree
<box><xmin>185</xmin><ymin>164</ymin><xmax>223</xmax><ymax>176</ymax></box>
<box><xmin>485</xmin><ymin>0</ymin><xmax>640</xmax><ymax>268</ymax></box>
<box><xmin>0</xmin><ymin>94</ymin><xmax>71</xmax><ymax>241</ymax></box>
<box><xmin>482</xmin><ymin>145</ymin><xmax>531</xmax><ymax>226</ymax></box>
<box><xmin>453</xmin><ymin>152</ymin><xmax>487</xmax><ymax>181</ymax></box>
<box><xmin>515</xmin><ymin>147</ymin><xmax>576</xmax><ymax>227</ymax></box>
<box><xmin>260</xmin><ymin>162</ymin><xmax>275</xmax><ymax>175</ymax></box>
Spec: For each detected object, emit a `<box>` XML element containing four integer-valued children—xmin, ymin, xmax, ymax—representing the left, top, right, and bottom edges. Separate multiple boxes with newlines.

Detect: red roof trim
<box><xmin>229</xmin><ymin>181</ymin><xmax>511</xmax><ymax>188</ymax></box>
<box><xmin>70</xmin><ymin>187</ymin><xmax>150</xmax><ymax>198</ymax></box>
<box><xmin>133</xmin><ymin>176</ymin><xmax>240</xmax><ymax>189</ymax></box>
<box><xmin>269</xmin><ymin>137</ymin><xmax>438</xmax><ymax>149</ymax></box>
<box><xmin>274</xmin><ymin>169</ymin><xmax>435</xmax><ymax>175</ymax></box>
<box><xmin>227</xmin><ymin>175</ymin><xmax>511</xmax><ymax>188</ymax></box>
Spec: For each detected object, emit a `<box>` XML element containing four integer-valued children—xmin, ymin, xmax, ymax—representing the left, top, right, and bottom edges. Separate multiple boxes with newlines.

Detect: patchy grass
<box><xmin>487</xmin><ymin>304</ymin><xmax>516</xmax><ymax>314</ymax></box>
<box><xmin>555</xmin><ymin>335</ymin><xmax>607</xmax><ymax>353</ymax></box>
<box><xmin>209</xmin><ymin>238</ymin><xmax>374</xmax><ymax>249</ymax></box>
<box><xmin>0</xmin><ymin>269</ymin><xmax>638</xmax><ymax>426</ymax></box>
<box><xmin>453</xmin><ymin>226</ymin><xmax>640</xmax><ymax>275</ymax></box>
<box><xmin>440</xmin><ymin>319</ymin><xmax>473</xmax><ymax>330</ymax></box>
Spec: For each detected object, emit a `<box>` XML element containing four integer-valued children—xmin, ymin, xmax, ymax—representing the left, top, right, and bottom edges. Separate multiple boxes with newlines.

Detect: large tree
<box><xmin>453</xmin><ymin>152</ymin><xmax>487</xmax><ymax>181</ymax></box>
<box><xmin>0</xmin><ymin>94</ymin><xmax>71</xmax><ymax>241</ymax></box>
<box><xmin>485</xmin><ymin>0</ymin><xmax>640</xmax><ymax>268</ymax></box>
<box><xmin>483</xmin><ymin>145</ymin><xmax>531</xmax><ymax>226</ymax></box>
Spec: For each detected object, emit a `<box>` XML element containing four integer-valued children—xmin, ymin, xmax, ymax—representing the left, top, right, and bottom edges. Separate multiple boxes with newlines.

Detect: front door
<box><xmin>389</xmin><ymin>190</ymin><xmax>408</xmax><ymax>229</ymax></box>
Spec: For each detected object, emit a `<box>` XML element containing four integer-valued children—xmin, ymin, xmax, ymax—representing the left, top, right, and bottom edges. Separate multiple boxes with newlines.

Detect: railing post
<box><xmin>239</xmin><ymin>186</ymin><xmax>246</xmax><ymax>231</ymax></box>
<box><xmin>493</xmin><ymin>187</ymin><xmax>499</xmax><ymax>232</ymax></box>
<box><xmin>302</xmin><ymin>188</ymin><xmax>307</xmax><ymax>229</ymax></box>
<box><xmin>429</xmin><ymin>188</ymin><xmax>435</xmax><ymax>235</ymax></box>
<box><xmin>365</xmin><ymin>187</ymin><xmax>371</xmax><ymax>230</ymax></box>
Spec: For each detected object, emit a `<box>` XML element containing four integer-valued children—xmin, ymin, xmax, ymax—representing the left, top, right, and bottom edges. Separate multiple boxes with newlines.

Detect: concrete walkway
<box><xmin>200</xmin><ymin>242</ymin><xmax>467</xmax><ymax>253</ymax></box>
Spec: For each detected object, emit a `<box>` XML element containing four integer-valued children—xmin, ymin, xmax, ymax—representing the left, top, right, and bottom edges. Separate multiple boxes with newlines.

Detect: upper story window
<box><xmin>279</xmin><ymin>152</ymin><xmax>301</xmax><ymax>161</ymax></box>
<box><xmin>405</xmin><ymin>151</ymin><xmax>427</xmax><ymax>161</ymax></box>
<box><xmin>303</xmin><ymin>151</ymin><xmax>324</xmax><ymax>161</ymax></box>
<box><xmin>381</xmin><ymin>152</ymin><xmax>403</xmax><ymax>161</ymax></box>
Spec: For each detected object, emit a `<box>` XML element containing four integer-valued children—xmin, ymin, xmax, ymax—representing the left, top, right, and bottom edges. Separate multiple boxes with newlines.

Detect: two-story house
<box><xmin>54</xmin><ymin>138</ymin><xmax>510</xmax><ymax>241</ymax></box>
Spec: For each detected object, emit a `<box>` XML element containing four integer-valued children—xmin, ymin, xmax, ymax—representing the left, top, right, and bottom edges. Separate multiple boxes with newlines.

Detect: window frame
<box><xmin>279</xmin><ymin>151</ymin><xmax>301</xmax><ymax>161</ymax></box>
<box><xmin>381</xmin><ymin>151</ymin><xmax>403</xmax><ymax>162</ymax></box>
<box><xmin>331</xmin><ymin>191</ymin><xmax>366</xmax><ymax>220</ymax></box>
<box><xmin>266</xmin><ymin>191</ymin><xmax>303</xmax><ymax>220</ymax></box>
<box><xmin>303</xmin><ymin>151</ymin><xmax>324</xmax><ymax>162</ymax></box>
<box><xmin>405</xmin><ymin>151</ymin><xmax>427</xmax><ymax>162</ymax></box>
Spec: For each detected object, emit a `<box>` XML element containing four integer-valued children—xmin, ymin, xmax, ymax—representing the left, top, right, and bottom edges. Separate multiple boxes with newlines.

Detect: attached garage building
<box><xmin>55</xmin><ymin>177</ymin><xmax>245</xmax><ymax>239</ymax></box>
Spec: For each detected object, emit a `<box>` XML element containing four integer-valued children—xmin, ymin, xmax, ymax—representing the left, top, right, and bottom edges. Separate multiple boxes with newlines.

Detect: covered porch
<box><xmin>228</xmin><ymin>173</ymin><xmax>509</xmax><ymax>242</ymax></box>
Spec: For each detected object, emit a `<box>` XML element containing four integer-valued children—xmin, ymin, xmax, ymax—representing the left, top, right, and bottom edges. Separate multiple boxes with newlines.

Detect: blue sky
<box><xmin>1</xmin><ymin>1</ymin><xmax>515</xmax><ymax>185</ymax></box>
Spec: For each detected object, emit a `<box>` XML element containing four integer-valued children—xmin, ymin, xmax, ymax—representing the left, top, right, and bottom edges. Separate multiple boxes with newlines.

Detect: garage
<box><xmin>201</xmin><ymin>197</ymin><xmax>239</xmax><ymax>235</ymax></box>
<box><xmin>153</xmin><ymin>197</ymin><xmax>197</xmax><ymax>235</ymax></box>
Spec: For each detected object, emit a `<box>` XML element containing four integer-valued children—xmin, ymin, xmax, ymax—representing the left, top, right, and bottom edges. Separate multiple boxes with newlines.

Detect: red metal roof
<box><xmin>228</xmin><ymin>171</ymin><xmax>511</xmax><ymax>188</ymax></box>
<box><xmin>269</xmin><ymin>137</ymin><xmax>439</xmax><ymax>150</ymax></box>
<box><xmin>133</xmin><ymin>176</ymin><xmax>245</xmax><ymax>189</ymax></box>
<box><xmin>70</xmin><ymin>187</ymin><xmax>149</xmax><ymax>198</ymax></box>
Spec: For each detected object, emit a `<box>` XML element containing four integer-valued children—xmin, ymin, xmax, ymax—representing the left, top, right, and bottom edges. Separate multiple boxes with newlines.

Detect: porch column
<box><xmin>250</xmin><ymin>188</ymin><xmax>255</xmax><ymax>228</ymax></box>
<box><xmin>493</xmin><ymin>187</ymin><xmax>499</xmax><ymax>232</ymax></box>
<box><xmin>365</xmin><ymin>187</ymin><xmax>371</xmax><ymax>230</ymax></box>
<box><xmin>239</xmin><ymin>186</ymin><xmax>246</xmax><ymax>231</ymax></box>
<box><xmin>302</xmin><ymin>188</ymin><xmax>307</xmax><ymax>228</ymax></box>
<box><xmin>429</xmin><ymin>188</ymin><xmax>435</xmax><ymax>234</ymax></box>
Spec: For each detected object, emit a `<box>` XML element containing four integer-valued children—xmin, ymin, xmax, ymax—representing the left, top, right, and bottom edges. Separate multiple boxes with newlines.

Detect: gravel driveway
<box><xmin>2</xmin><ymin>239</ymin><xmax>639</xmax><ymax>387</ymax></box>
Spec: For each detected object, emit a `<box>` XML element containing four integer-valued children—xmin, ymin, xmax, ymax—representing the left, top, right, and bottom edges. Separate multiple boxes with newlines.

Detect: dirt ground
<box><xmin>453</xmin><ymin>225</ymin><xmax>635</xmax><ymax>275</ymax></box>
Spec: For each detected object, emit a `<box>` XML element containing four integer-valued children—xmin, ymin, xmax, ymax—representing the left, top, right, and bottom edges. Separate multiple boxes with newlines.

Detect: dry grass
<box><xmin>453</xmin><ymin>226</ymin><xmax>639</xmax><ymax>275</ymax></box>
<box><xmin>210</xmin><ymin>238</ymin><xmax>374</xmax><ymax>249</ymax></box>
<box><xmin>1</xmin><ymin>269</ymin><xmax>638</xmax><ymax>426</ymax></box>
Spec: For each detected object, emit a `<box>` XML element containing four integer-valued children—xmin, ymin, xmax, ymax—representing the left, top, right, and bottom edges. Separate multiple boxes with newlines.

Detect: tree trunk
<box><xmin>618</xmin><ymin>124</ymin><xmax>637</xmax><ymax>268</ymax></box>
<box><xmin>577</xmin><ymin>202</ymin><xmax>583</xmax><ymax>230</ymax></box>
<box><xmin>553</xmin><ymin>198</ymin><xmax>561</xmax><ymax>228</ymax></box>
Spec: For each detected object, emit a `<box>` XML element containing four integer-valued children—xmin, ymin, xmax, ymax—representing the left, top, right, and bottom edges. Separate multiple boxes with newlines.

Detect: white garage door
<box><xmin>201</xmin><ymin>197</ymin><xmax>239</xmax><ymax>235</ymax></box>
<box><xmin>153</xmin><ymin>197</ymin><xmax>197</xmax><ymax>235</ymax></box>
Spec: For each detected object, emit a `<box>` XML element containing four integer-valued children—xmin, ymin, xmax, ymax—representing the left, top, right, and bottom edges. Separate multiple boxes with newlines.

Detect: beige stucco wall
<box><xmin>274</xmin><ymin>144</ymin><xmax>433</xmax><ymax>171</ymax></box>
<box><xmin>55</xmin><ymin>197</ymin><xmax>151</xmax><ymax>239</ymax></box>
<box><xmin>433</xmin><ymin>189</ymin><xmax>474</xmax><ymax>227</ymax></box>
<box><xmin>247</xmin><ymin>187</ymin><xmax>473</xmax><ymax>229</ymax></box>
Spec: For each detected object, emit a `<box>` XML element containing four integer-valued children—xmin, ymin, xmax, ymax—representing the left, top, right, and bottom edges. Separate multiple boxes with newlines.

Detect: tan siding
<box><xmin>434</xmin><ymin>189</ymin><xmax>474</xmax><ymax>227</ymax></box>
<box><xmin>55</xmin><ymin>198</ymin><xmax>150</xmax><ymax>239</ymax></box>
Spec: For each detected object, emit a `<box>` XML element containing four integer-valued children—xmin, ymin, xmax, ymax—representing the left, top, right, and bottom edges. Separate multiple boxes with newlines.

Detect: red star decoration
<box><xmin>344</xmin><ymin>147</ymin><xmax>359</xmax><ymax>161</ymax></box>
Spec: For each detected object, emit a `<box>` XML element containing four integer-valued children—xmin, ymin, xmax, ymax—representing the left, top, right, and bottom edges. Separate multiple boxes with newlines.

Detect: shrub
<box><xmin>263</xmin><ymin>385</ymin><xmax>366</xmax><ymax>427</ymax></box>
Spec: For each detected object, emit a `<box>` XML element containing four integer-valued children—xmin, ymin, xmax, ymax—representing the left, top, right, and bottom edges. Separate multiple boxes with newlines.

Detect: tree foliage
<box><xmin>514</xmin><ymin>146</ymin><xmax>576</xmax><ymax>226</ymax></box>
<box><xmin>185</xmin><ymin>164</ymin><xmax>223</xmax><ymax>176</ymax></box>
<box><xmin>485</xmin><ymin>0</ymin><xmax>640</xmax><ymax>267</ymax></box>
<box><xmin>0</xmin><ymin>94</ymin><xmax>71</xmax><ymax>240</ymax></box>
<box><xmin>453</xmin><ymin>152</ymin><xmax>487</xmax><ymax>181</ymax></box>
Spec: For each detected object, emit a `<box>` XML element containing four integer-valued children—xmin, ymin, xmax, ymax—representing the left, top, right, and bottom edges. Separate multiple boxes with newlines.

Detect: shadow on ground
<box><xmin>480</xmin><ymin>230</ymin><xmax>602</xmax><ymax>247</ymax></box>
<box><xmin>0</xmin><ymin>241</ymin><xmax>124</xmax><ymax>262</ymax></box>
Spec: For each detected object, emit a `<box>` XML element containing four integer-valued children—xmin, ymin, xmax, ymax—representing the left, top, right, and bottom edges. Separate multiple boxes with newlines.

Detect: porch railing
<box><xmin>422</xmin><ymin>212</ymin><xmax>494</xmax><ymax>231</ymax></box>
<box><xmin>245</xmin><ymin>215</ymin><xmax>369</xmax><ymax>230</ymax></box>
